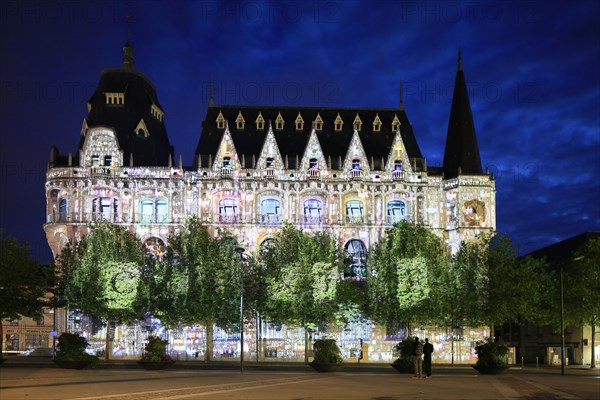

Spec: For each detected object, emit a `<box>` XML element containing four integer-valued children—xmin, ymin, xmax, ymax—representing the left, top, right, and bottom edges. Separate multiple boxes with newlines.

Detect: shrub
<box><xmin>56</xmin><ymin>332</ymin><xmax>99</xmax><ymax>364</ymax></box>
<box><xmin>312</xmin><ymin>339</ymin><xmax>343</xmax><ymax>364</ymax></box>
<box><xmin>142</xmin><ymin>336</ymin><xmax>170</xmax><ymax>362</ymax></box>
<box><xmin>392</xmin><ymin>337</ymin><xmax>414</xmax><ymax>366</ymax></box>
<box><xmin>475</xmin><ymin>338</ymin><xmax>509</xmax><ymax>368</ymax></box>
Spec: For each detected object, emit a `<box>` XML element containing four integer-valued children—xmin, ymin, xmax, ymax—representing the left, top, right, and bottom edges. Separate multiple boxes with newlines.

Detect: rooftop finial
<box><xmin>458</xmin><ymin>47</ymin><xmax>462</xmax><ymax>71</ymax></box>
<box><xmin>122</xmin><ymin>15</ymin><xmax>135</xmax><ymax>69</ymax></box>
<box><xmin>399</xmin><ymin>81</ymin><xmax>404</xmax><ymax>110</ymax></box>
<box><xmin>209</xmin><ymin>78</ymin><xmax>215</xmax><ymax>107</ymax></box>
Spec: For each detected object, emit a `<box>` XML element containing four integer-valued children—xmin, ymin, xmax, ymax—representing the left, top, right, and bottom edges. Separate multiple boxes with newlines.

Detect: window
<box><xmin>93</xmin><ymin>197</ymin><xmax>117</xmax><ymax>221</ymax></box>
<box><xmin>266</xmin><ymin>157</ymin><xmax>274</xmax><ymax>168</ymax></box>
<box><xmin>334</xmin><ymin>113</ymin><xmax>343</xmax><ymax>131</ymax></box>
<box><xmin>104</xmin><ymin>155</ymin><xmax>112</xmax><ymax>166</ymax></box>
<box><xmin>353</xmin><ymin>114</ymin><xmax>362</xmax><ymax>131</ymax></box>
<box><xmin>260</xmin><ymin>198</ymin><xmax>281</xmax><ymax>225</ymax></box>
<box><xmin>256</xmin><ymin>112</ymin><xmax>265</xmax><ymax>130</ymax></box>
<box><xmin>394</xmin><ymin>160</ymin><xmax>403</xmax><ymax>171</ymax></box>
<box><xmin>91</xmin><ymin>155</ymin><xmax>99</xmax><ymax>166</ymax></box>
<box><xmin>222</xmin><ymin>157</ymin><xmax>232</xmax><ymax>175</ymax></box>
<box><xmin>145</xmin><ymin>237</ymin><xmax>166</xmax><ymax>261</ymax></box>
<box><xmin>140</xmin><ymin>199</ymin><xmax>153</xmax><ymax>223</ymax></box>
<box><xmin>303</xmin><ymin>199</ymin><xmax>322</xmax><ymax>224</ymax></box>
<box><xmin>275</xmin><ymin>112</ymin><xmax>284</xmax><ymax>130</ymax></box>
<box><xmin>236</xmin><ymin>111</ymin><xmax>245</xmax><ymax>130</ymax></box>
<box><xmin>59</xmin><ymin>198</ymin><xmax>67</xmax><ymax>222</ymax></box>
<box><xmin>309</xmin><ymin>158</ymin><xmax>318</xmax><ymax>169</ymax></box>
<box><xmin>387</xmin><ymin>200</ymin><xmax>407</xmax><ymax>224</ymax></box>
<box><xmin>314</xmin><ymin>113</ymin><xmax>323</xmax><ymax>131</ymax></box>
<box><xmin>373</xmin><ymin>114</ymin><xmax>382</xmax><ymax>132</ymax></box>
<box><xmin>295</xmin><ymin>112</ymin><xmax>304</xmax><ymax>130</ymax></box>
<box><xmin>352</xmin><ymin>159</ymin><xmax>361</xmax><ymax>170</ymax></box>
<box><xmin>219</xmin><ymin>198</ymin><xmax>238</xmax><ymax>223</ymax></box>
<box><xmin>391</xmin><ymin>114</ymin><xmax>400</xmax><ymax>131</ymax></box>
<box><xmin>345</xmin><ymin>200</ymin><xmax>364</xmax><ymax>224</ymax></box>
<box><xmin>344</xmin><ymin>239</ymin><xmax>367</xmax><ymax>280</ymax></box>
<box><xmin>216</xmin><ymin>111</ymin><xmax>225</xmax><ymax>129</ymax></box>
<box><xmin>156</xmin><ymin>199</ymin><xmax>168</xmax><ymax>223</ymax></box>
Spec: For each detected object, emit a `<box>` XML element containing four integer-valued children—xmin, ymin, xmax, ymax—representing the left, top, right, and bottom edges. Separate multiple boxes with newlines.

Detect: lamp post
<box><xmin>560</xmin><ymin>265</ymin><xmax>565</xmax><ymax>376</ymax></box>
<box><xmin>234</xmin><ymin>247</ymin><xmax>245</xmax><ymax>374</ymax></box>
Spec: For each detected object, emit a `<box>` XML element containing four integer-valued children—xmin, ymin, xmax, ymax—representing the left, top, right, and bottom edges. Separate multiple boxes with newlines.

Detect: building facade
<box><xmin>41</xmin><ymin>43</ymin><xmax>496</xmax><ymax>361</ymax></box>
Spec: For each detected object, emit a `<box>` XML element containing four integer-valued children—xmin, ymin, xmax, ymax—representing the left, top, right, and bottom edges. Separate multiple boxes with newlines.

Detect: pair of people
<box><xmin>412</xmin><ymin>337</ymin><xmax>434</xmax><ymax>378</ymax></box>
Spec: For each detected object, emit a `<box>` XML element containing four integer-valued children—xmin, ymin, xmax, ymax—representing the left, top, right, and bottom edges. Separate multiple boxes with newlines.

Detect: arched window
<box><xmin>219</xmin><ymin>198</ymin><xmax>238</xmax><ymax>223</ymax></box>
<box><xmin>260</xmin><ymin>198</ymin><xmax>280</xmax><ymax>225</ymax></box>
<box><xmin>387</xmin><ymin>200</ymin><xmax>407</xmax><ymax>224</ymax></box>
<box><xmin>145</xmin><ymin>237</ymin><xmax>166</xmax><ymax>261</ymax></box>
<box><xmin>140</xmin><ymin>199</ymin><xmax>154</xmax><ymax>223</ymax></box>
<box><xmin>303</xmin><ymin>199</ymin><xmax>322</xmax><ymax>224</ymax></box>
<box><xmin>93</xmin><ymin>197</ymin><xmax>117</xmax><ymax>222</ymax></box>
<box><xmin>344</xmin><ymin>239</ymin><xmax>367</xmax><ymax>280</ymax></box>
<box><xmin>59</xmin><ymin>198</ymin><xmax>67</xmax><ymax>222</ymax></box>
<box><xmin>345</xmin><ymin>200</ymin><xmax>364</xmax><ymax>224</ymax></box>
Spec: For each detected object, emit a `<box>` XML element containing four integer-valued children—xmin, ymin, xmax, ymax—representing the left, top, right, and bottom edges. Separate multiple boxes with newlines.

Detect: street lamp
<box><xmin>560</xmin><ymin>264</ymin><xmax>565</xmax><ymax>376</ymax></box>
<box><xmin>234</xmin><ymin>246</ymin><xmax>245</xmax><ymax>374</ymax></box>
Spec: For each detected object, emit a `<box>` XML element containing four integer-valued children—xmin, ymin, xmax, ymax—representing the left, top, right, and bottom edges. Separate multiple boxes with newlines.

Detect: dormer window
<box><xmin>391</xmin><ymin>114</ymin><xmax>401</xmax><ymax>131</ymax></box>
<box><xmin>104</xmin><ymin>156</ymin><xmax>112</xmax><ymax>166</ymax></box>
<box><xmin>223</xmin><ymin>156</ymin><xmax>232</xmax><ymax>168</ymax></box>
<box><xmin>266</xmin><ymin>157</ymin><xmax>274</xmax><ymax>168</ymax></box>
<box><xmin>256</xmin><ymin>112</ymin><xmax>265</xmax><ymax>130</ymax></box>
<box><xmin>352</xmin><ymin>159</ymin><xmax>361</xmax><ymax>170</ymax></box>
<box><xmin>373</xmin><ymin>114</ymin><xmax>382</xmax><ymax>132</ymax></box>
<box><xmin>236</xmin><ymin>111</ymin><xmax>245</xmax><ymax>130</ymax></box>
<box><xmin>216</xmin><ymin>111</ymin><xmax>225</xmax><ymax>129</ymax></box>
<box><xmin>309</xmin><ymin>158</ymin><xmax>318</xmax><ymax>169</ymax></box>
<box><xmin>151</xmin><ymin>104</ymin><xmax>164</xmax><ymax>121</ymax></box>
<box><xmin>91</xmin><ymin>155</ymin><xmax>99</xmax><ymax>166</ymax></box>
<box><xmin>275</xmin><ymin>112</ymin><xmax>284</xmax><ymax>130</ymax></box>
<box><xmin>134</xmin><ymin>119</ymin><xmax>150</xmax><ymax>138</ymax></box>
<box><xmin>334</xmin><ymin>113</ymin><xmax>343</xmax><ymax>131</ymax></box>
<box><xmin>314</xmin><ymin>113</ymin><xmax>323</xmax><ymax>131</ymax></box>
<box><xmin>394</xmin><ymin>160</ymin><xmax>403</xmax><ymax>171</ymax></box>
<box><xmin>353</xmin><ymin>114</ymin><xmax>362</xmax><ymax>131</ymax></box>
<box><xmin>104</xmin><ymin>92</ymin><xmax>125</xmax><ymax>105</ymax></box>
<box><xmin>295</xmin><ymin>112</ymin><xmax>304</xmax><ymax>130</ymax></box>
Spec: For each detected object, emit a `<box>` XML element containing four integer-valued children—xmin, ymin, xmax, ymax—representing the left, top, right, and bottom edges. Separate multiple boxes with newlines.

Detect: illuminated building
<box><xmin>43</xmin><ymin>43</ymin><xmax>495</xmax><ymax>361</ymax></box>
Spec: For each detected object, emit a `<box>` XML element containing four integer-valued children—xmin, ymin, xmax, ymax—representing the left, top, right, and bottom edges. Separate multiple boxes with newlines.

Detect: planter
<box><xmin>309</xmin><ymin>362</ymin><xmax>342</xmax><ymax>372</ymax></box>
<box><xmin>390</xmin><ymin>363</ymin><xmax>413</xmax><ymax>373</ymax></box>
<box><xmin>53</xmin><ymin>360</ymin><xmax>93</xmax><ymax>369</ymax></box>
<box><xmin>472</xmin><ymin>365</ymin><xmax>509</xmax><ymax>375</ymax></box>
<box><xmin>137</xmin><ymin>360</ymin><xmax>175</xmax><ymax>370</ymax></box>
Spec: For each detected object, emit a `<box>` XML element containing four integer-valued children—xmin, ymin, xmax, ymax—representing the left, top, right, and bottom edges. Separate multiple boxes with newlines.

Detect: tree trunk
<box><xmin>0</xmin><ymin>320</ymin><xmax>4</xmax><ymax>357</ymax></box>
<box><xmin>104</xmin><ymin>320</ymin><xmax>111</xmax><ymax>362</ymax></box>
<box><xmin>304</xmin><ymin>326</ymin><xmax>309</xmax><ymax>364</ymax></box>
<box><xmin>591</xmin><ymin>316</ymin><xmax>596</xmax><ymax>368</ymax></box>
<box><xmin>205</xmin><ymin>321</ymin><xmax>213</xmax><ymax>362</ymax></box>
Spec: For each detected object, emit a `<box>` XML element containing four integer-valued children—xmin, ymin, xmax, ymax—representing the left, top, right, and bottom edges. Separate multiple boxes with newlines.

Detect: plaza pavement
<box><xmin>1</xmin><ymin>357</ymin><xmax>598</xmax><ymax>399</ymax></box>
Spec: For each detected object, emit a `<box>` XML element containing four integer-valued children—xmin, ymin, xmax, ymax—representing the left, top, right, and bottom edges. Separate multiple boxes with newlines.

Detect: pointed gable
<box><xmin>257</xmin><ymin>124</ymin><xmax>285</xmax><ymax>170</ymax></box>
<box><xmin>443</xmin><ymin>52</ymin><xmax>483</xmax><ymax>178</ymax></box>
<box><xmin>235</xmin><ymin>110</ymin><xmax>245</xmax><ymax>130</ymax></box>
<box><xmin>343</xmin><ymin>128</ymin><xmax>370</xmax><ymax>173</ymax></box>
<box><xmin>134</xmin><ymin>118</ymin><xmax>150</xmax><ymax>137</ymax></box>
<box><xmin>314</xmin><ymin>113</ymin><xmax>323</xmax><ymax>131</ymax></box>
<box><xmin>295</xmin><ymin>112</ymin><xmax>304</xmax><ymax>130</ymax></box>
<box><xmin>386</xmin><ymin>128</ymin><xmax>413</xmax><ymax>173</ymax></box>
<box><xmin>353</xmin><ymin>113</ymin><xmax>362</xmax><ymax>131</ymax></box>
<box><xmin>275</xmin><ymin>112</ymin><xmax>284</xmax><ymax>130</ymax></box>
<box><xmin>334</xmin><ymin>113</ymin><xmax>344</xmax><ymax>131</ymax></box>
<box><xmin>214</xmin><ymin>123</ymin><xmax>241</xmax><ymax>171</ymax></box>
<box><xmin>373</xmin><ymin>113</ymin><xmax>382</xmax><ymax>132</ymax></box>
<box><xmin>216</xmin><ymin>110</ymin><xmax>225</xmax><ymax>129</ymax></box>
<box><xmin>256</xmin><ymin>111</ymin><xmax>265</xmax><ymax>130</ymax></box>
<box><xmin>300</xmin><ymin>128</ymin><xmax>328</xmax><ymax>171</ymax></box>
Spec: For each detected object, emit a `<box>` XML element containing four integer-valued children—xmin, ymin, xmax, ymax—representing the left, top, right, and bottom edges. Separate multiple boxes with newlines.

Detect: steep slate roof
<box><xmin>442</xmin><ymin>52</ymin><xmax>483</xmax><ymax>178</ymax></box>
<box><xmin>525</xmin><ymin>232</ymin><xmax>600</xmax><ymax>266</ymax></box>
<box><xmin>80</xmin><ymin>43</ymin><xmax>173</xmax><ymax>166</ymax></box>
<box><xmin>194</xmin><ymin>105</ymin><xmax>423</xmax><ymax>170</ymax></box>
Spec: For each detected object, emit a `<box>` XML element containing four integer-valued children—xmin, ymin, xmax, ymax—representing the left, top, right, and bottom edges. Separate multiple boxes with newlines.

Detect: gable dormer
<box><xmin>343</xmin><ymin>128</ymin><xmax>370</xmax><ymax>178</ymax></box>
<box><xmin>386</xmin><ymin>127</ymin><xmax>413</xmax><ymax>179</ymax></box>
<box><xmin>334</xmin><ymin>113</ymin><xmax>344</xmax><ymax>131</ymax></box>
<box><xmin>151</xmin><ymin>103</ymin><xmax>164</xmax><ymax>121</ymax></box>
<box><xmin>104</xmin><ymin>92</ymin><xmax>125</xmax><ymax>105</ymax></box>
<box><xmin>235</xmin><ymin>111</ymin><xmax>245</xmax><ymax>130</ymax></box>
<box><xmin>391</xmin><ymin>114</ymin><xmax>401</xmax><ymax>131</ymax></box>
<box><xmin>134</xmin><ymin>118</ymin><xmax>150</xmax><ymax>138</ymax></box>
<box><xmin>257</xmin><ymin>124</ymin><xmax>285</xmax><ymax>176</ymax></box>
<box><xmin>275</xmin><ymin>112</ymin><xmax>284</xmax><ymax>130</ymax></box>
<box><xmin>295</xmin><ymin>112</ymin><xmax>304</xmax><ymax>131</ymax></box>
<box><xmin>214</xmin><ymin>123</ymin><xmax>241</xmax><ymax>175</ymax></box>
<box><xmin>216</xmin><ymin>110</ymin><xmax>225</xmax><ymax>129</ymax></box>
<box><xmin>353</xmin><ymin>114</ymin><xmax>362</xmax><ymax>131</ymax></box>
<box><xmin>256</xmin><ymin>112</ymin><xmax>265</xmax><ymax>130</ymax></box>
<box><xmin>314</xmin><ymin>113</ymin><xmax>323</xmax><ymax>131</ymax></box>
<box><xmin>373</xmin><ymin>114</ymin><xmax>382</xmax><ymax>132</ymax></box>
<box><xmin>300</xmin><ymin>128</ymin><xmax>327</xmax><ymax>177</ymax></box>
<box><xmin>81</xmin><ymin>127</ymin><xmax>123</xmax><ymax>169</ymax></box>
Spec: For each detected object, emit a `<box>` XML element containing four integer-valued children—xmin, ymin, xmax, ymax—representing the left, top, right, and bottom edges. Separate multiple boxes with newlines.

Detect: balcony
<box><xmin>392</xmin><ymin>170</ymin><xmax>403</xmax><ymax>180</ymax></box>
<box><xmin>260</xmin><ymin>214</ymin><xmax>281</xmax><ymax>225</ymax></box>
<box><xmin>219</xmin><ymin>214</ymin><xmax>238</xmax><ymax>224</ymax></box>
<box><xmin>302</xmin><ymin>215</ymin><xmax>322</xmax><ymax>225</ymax></box>
<box><xmin>221</xmin><ymin>167</ymin><xmax>233</xmax><ymax>177</ymax></box>
<box><xmin>265</xmin><ymin>168</ymin><xmax>275</xmax><ymax>179</ymax></box>
<box><xmin>90</xmin><ymin>166</ymin><xmax>113</xmax><ymax>176</ymax></box>
<box><xmin>307</xmin><ymin>168</ymin><xmax>320</xmax><ymax>179</ymax></box>
<box><xmin>345</xmin><ymin>215</ymin><xmax>365</xmax><ymax>224</ymax></box>
<box><xmin>349</xmin><ymin>169</ymin><xmax>362</xmax><ymax>179</ymax></box>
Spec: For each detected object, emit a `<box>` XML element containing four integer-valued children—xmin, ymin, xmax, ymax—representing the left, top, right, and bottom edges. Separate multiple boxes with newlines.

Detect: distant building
<box><xmin>497</xmin><ymin>232</ymin><xmax>600</xmax><ymax>366</ymax></box>
<box><xmin>41</xmin><ymin>42</ymin><xmax>495</xmax><ymax>361</ymax></box>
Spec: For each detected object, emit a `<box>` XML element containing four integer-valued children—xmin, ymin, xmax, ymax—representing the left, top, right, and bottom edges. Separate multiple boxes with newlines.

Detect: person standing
<box><xmin>412</xmin><ymin>336</ymin><xmax>423</xmax><ymax>378</ymax></box>
<box><xmin>423</xmin><ymin>338</ymin><xmax>434</xmax><ymax>378</ymax></box>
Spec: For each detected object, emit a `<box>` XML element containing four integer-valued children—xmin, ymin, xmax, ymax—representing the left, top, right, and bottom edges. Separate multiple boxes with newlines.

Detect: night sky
<box><xmin>1</xmin><ymin>0</ymin><xmax>598</xmax><ymax>263</ymax></box>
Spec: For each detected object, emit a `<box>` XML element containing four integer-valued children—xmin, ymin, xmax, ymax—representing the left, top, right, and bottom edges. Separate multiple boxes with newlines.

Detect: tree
<box><xmin>55</xmin><ymin>221</ymin><xmax>147</xmax><ymax>360</ymax></box>
<box><xmin>563</xmin><ymin>238</ymin><xmax>600</xmax><ymax>367</ymax></box>
<box><xmin>259</xmin><ymin>224</ymin><xmax>344</xmax><ymax>363</ymax></box>
<box><xmin>367</xmin><ymin>221</ymin><xmax>450</xmax><ymax>333</ymax></box>
<box><xmin>158</xmin><ymin>217</ymin><xmax>241</xmax><ymax>361</ymax></box>
<box><xmin>0</xmin><ymin>229</ymin><xmax>52</xmax><ymax>354</ymax></box>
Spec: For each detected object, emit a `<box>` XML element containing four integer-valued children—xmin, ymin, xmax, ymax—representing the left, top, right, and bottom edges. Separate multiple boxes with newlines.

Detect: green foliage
<box><xmin>55</xmin><ymin>221</ymin><xmax>147</xmax><ymax>322</ymax></box>
<box><xmin>141</xmin><ymin>335</ymin><xmax>171</xmax><ymax>362</ymax></box>
<box><xmin>0</xmin><ymin>229</ymin><xmax>51</xmax><ymax>320</ymax></box>
<box><xmin>312</xmin><ymin>339</ymin><xmax>343</xmax><ymax>364</ymax></box>
<box><xmin>392</xmin><ymin>337</ymin><xmax>414</xmax><ymax>366</ymax></box>
<box><xmin>259</xmin><ymin>224</ymin><xmax>344</xmax><ymax>328</ymax></box>
<box><xmin>56</xmin><ymin>332</ymin><xmax>99</xmax><ymax>364</ymax></box>
<box><xmin>367</xmin><ymin>221</ymin><xmax>450</xmax><ymax>326</ymax></box>
<box><xmin>563</xmin><ymin>238</ymin><xmax>600</xmax><ymax>327</ymax></box>
<box><xmin>474</xmin><ymin>338</ymin><xmax>508</xmax><ymax>368</ymax></box>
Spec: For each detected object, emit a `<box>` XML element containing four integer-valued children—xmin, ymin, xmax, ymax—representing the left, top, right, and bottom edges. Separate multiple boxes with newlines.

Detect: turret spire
<box><xmin>442</xmin><ymin>51</ymin><xmax>483</xmax><ymax>179</ymax></box>
<box><xmin>122</xmin><ymin>15</ymin><xmax>135</xmax><ymax>69</ymax></box>
<box><xmin>399</xmin><ymin>81</ymin><xmax>404</xmax><ymax>110</ymax></box>
<box><xmin>209</xmin><ymin>78</ymin><xmax>215</xmax><ymax>107</ymax></box>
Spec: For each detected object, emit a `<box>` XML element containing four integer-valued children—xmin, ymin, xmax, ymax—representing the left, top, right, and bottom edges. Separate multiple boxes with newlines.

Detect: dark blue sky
<box><xmin>1</xmin><ymin>0</ymin><xmax>599</xmax><ymax>263</ymax></box>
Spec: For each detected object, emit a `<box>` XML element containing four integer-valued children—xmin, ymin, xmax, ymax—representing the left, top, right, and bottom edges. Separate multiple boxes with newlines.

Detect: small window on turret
<box><xmin>104</xmin><ymin>156</ymin><xmax>112</xmax><ymax>166</ymax></box>
<box><xmin>216</xmin><ymin>111</ymin><xmax>225</xmax><ymax>129</ymax></box>
<box><xmin>275</xmin><ymin>112</ymin><xmax>284</xmax><ymax>130</ymax></box>
<box><xmin>91</xmin><ymin>155</ymin><xmax>99</xmax><ymax>166</ymax></box>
